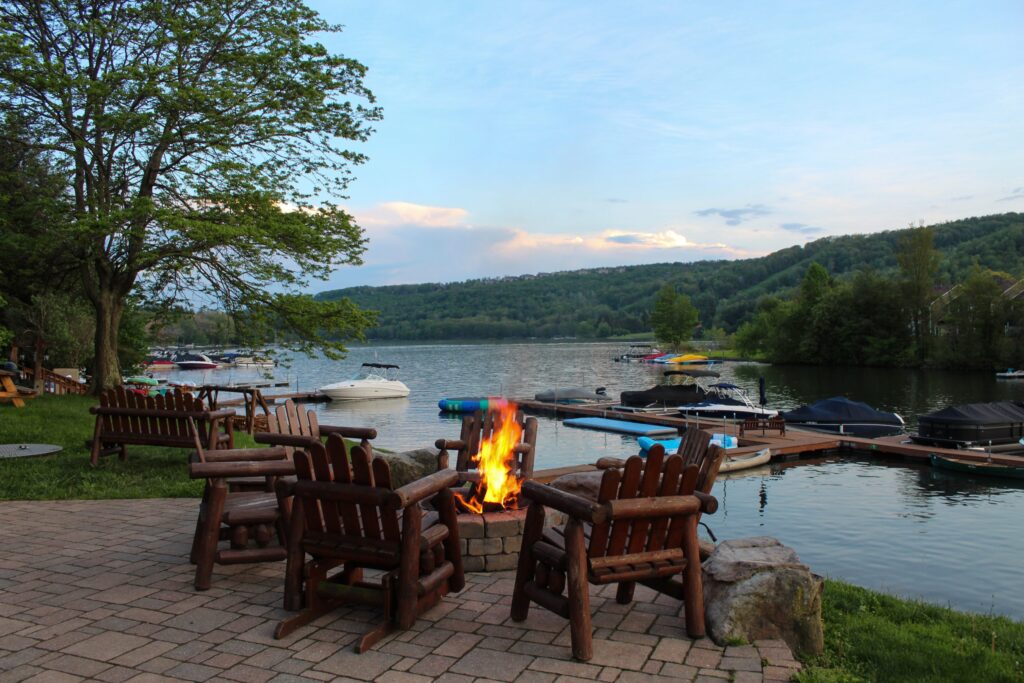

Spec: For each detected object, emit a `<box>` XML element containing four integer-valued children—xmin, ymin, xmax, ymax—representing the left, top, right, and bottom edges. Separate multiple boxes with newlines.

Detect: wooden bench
<box><xmin>739</xmin><ymin>416</ymin><xmax>786</xmax><ymax>437</ymax></box>
<box><xmin>0</xmin><ymin>369</ymin><xmax>37</xmax><ymax>408</ymax></box>
<box><xmin>89</xmin><ymin>387</ymin><xmax>235</xmax><ymax>466</ymax></box>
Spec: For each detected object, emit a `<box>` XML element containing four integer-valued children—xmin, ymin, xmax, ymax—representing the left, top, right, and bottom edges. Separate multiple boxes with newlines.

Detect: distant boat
<box><xmin>996</xmin><ymin>369</ymin><xmax>1024</xmax><ymax>379</ymax></box>
<box><xmin>613</xmin><ymin>344</ymin><xmax>661</xmax><ymax>362</ymax></box>
<box><xmin>319</xmin><ymin>363</ymin><xmax>410</xmax><ymax>400</ymax></box>
<box><xmin>534</xmin><ymin>387</ymin><xmax>608</xmax><ymax>403</ymax></box>
<box><xmin>929</xmin><ymin>453</ymin><xmax>1024</xmax><ymax>480</ymax></box>
<box><xmin>661</xmin><ymin>353</ymin><xmax>717</xmax><ymax>366</ymax></box>
<box><xmin>780</xmin><ymin>396</ymin><xmax>905</xmax><ymax>438</ymax></box>
<box><xmin>175</xmin><ymin>353</ymin><xmax>220</xmax><ymax>371</ymax></box>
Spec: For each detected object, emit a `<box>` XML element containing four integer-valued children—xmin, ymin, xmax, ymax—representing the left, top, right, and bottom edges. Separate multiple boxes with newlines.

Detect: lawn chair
<box><xmin>275</xmin><ymin>435</ymin><xmax>464</xmax><ymax>651</ymax></box>
<box><xmin>186</xmin><ymin>418</ymin><xmax>295</xmax><ymax>590</ymax></box>
<box><xmin>511</xmin><ymin>444</ymin><xmax>717</xmax><ymax>661</ymax></box>
<box><xmin>435</xmin><ymin>408</ymin><xmax>538</xmax><ymax>479</ymax></box>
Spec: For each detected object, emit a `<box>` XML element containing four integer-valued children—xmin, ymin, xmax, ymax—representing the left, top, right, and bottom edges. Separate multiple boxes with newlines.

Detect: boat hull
<box><xmin>176</xmin><ymin>361</ymin><xmax>219</xmax><ymax>370</ymax></box>
<box><xmin>678</xmin><ymin>402</ymin><xmax>778</xmax><ymax>420</ymax></box>
<box><xmin>785</xmin><ymin>421</ymin><xmax>905</xmax><ymax>439</ymax></box>
<box><xmin>319</xmin><ymin>381</ymin><xmax>410</xmax><ymax>400</ymax></box>
<box><xmin>719</xmin><ymin>448</ymin><xmax>772</xmax><ymax>473</ymax></box>
<box><xmin>929</xmin><ymin>454</ymin><xmax>1024</xmax><ymax>480</ymax></box>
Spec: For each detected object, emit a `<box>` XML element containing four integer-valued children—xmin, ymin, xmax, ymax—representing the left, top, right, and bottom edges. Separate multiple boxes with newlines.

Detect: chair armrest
<box><xmin>207</xmin><ymin>408</ymin><xmax>237</xmax><ymax>421</ymax></box>
<box><xmin>292</xmin><ymin>480</ymin><xmax>399</xmax><ymax>507</ymax></box>
<box><xmin>434</xmin><ymin>438</ymin><xmax>466</xmax><ymax>450</ymax></box>
<box><xmin>595</xmin><ymin>457</ymin><xmax>626</xmax><ymax>470</ymax></box>
<box><xmin>391</xmin><ymin>469</ymin><xmax>460</xmax><ymax>509</ymax></box>
<box><xmin>254</xmin><ymin>433</ymin><xmax>321</xmax><ymax>448</ymax></box>
<box><xmin>190</xmin><ymin>460</ymin><xmax>296</xmax><ymax>479</ymax></box>
<box><xmin>319</xmin><ymin>424</ymin><xmax>377</xmax><ymax>440</ymax></box>
<box><xmin>200</xmin><ymin>447</ymin><xmax>288</xmax><ymax>463</ymax></box>
<box><xmin>607</xmin><ymin>495</ymin><xmax>700</xmax><ymax>520</ymax></box>
<box><xmin>521</xmin><ymin>480</ymin><xmax>609</xmax><ymax>524</ymax></box>
<box><xmin>694</xmin><ymin>491</ymin><xmax>718</xmax><ymax>514</ymax></box>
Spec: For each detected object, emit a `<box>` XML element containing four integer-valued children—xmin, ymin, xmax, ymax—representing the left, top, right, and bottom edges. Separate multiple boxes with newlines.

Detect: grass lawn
<box><xmin>2</xmin><ymin>397</ymin><xmax>1023</xmax><ymax>681</ymax></box>
<box><xmin>0</xmin><ymin>394</ymin><xmax>259</xmax><ymax>499</ymax></box>
<box><xmin>799</xmin><ymin>580</ymin><xmax>1024</xmax><ymax>683</ymax></box>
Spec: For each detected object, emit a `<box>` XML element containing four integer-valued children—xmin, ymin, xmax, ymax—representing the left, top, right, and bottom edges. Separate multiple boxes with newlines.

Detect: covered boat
<box><xmin>319</xmin><ymin>363</ymin><xmax>410</xmax><ymax>400</ymax></box>
<box><xmin>912</xmin><ymin>401</ymin><xmax>1024</xmax><ymax>447</ymax></box>
<box><xmin>619</xmin><ymin>369</ymin><xmax>717</xmax><ymax>408</ymax></box>
<box><xmin>534</xmin><ymin>387</ymin><xmax>607</xmax><ymax>403</ymax></box>
<box><xmin>175</xmin><ymin>353</ymin><xmax>219</xmax><ymax>370</ymax></box>
<box><xmin>780</xmin><ymin>396</ymin><xmax>905</xmax><ymax>438</ymax></box>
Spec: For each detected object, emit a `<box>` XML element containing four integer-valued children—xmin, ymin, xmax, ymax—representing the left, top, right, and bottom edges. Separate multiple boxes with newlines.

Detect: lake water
<box><xmin>160</xmin><ymin>341</ymin><xmax>1024</xmax><ymax>619</ymax></box>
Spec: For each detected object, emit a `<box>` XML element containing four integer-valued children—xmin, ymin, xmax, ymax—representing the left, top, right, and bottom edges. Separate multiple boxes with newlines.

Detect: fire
<box><xmin>454</xmin><ymin>403</ymin><xmax>524</xmax><ymax>514</ymax></box>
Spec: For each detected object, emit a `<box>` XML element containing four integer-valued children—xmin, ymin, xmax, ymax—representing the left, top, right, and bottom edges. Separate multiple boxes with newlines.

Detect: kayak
<box><xmin>929</xmin><ymin>453</ymin><xmax>1024</xmax><ymax>480</ymax></box>
<box><xmin>438</xmin><ymin>396</ymin><xmax>508</xmax><ymax>413</ymax></box>
<box><xmin>637</xmin><ymin>433</ymin><xmax>738</xmax><ymax>455</ymax></box>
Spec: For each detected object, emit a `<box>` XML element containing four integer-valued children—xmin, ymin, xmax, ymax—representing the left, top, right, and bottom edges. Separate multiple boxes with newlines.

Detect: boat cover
<box><xmin>918</xmin><ymin>401</ymin><xmax>1024</xmax><ymax>425</ymax></box>
<box><xmin>534</xmin><ymin>387</ymin><xmax>607</xmax><ymax>402</ymax></box>
<box><xmin>780</xmin><ymin>396</ymin><xmax>902</xmax><ymax>425</ymax></box>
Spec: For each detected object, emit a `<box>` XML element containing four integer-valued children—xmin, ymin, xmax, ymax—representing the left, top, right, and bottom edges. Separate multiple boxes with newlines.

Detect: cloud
<box><xmin>606</xmin><ymin>198</ymin><xmax>628</xmax><ymax>204</ymax></box>
<box><xmin>779</xmin><ymin>222</ymin><xmax>824</xmax><ymax>235</ymax></box>
<box><xmin>495</xmin><ymin>228</ymin><xmax>750</xmax><ymax>257</ymax></box>
<box><xmin>357</xmin><ymin>201</ymin><xmax>470</xmax><ymax>227</ymax></box>
<box><xmin>998</xmin><ymin>187</ymin><xmax>1024</xmax><ymax>202</ymax></box>
<box><xmin>694</xmin><ymin>203</ymin><xmax>772</xmax><ymax>225</ymax></box>
<box><xmin>949</xmin><ymin>194</ymin><xmax>973</xmax><ymax>201</ymax></box>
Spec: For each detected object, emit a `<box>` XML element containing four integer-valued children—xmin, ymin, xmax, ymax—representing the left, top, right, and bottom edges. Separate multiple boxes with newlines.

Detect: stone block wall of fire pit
<box><xmin>456</xmin><ymin>507</ymin><xmax>566</xmax><ymax>572</ymax></box>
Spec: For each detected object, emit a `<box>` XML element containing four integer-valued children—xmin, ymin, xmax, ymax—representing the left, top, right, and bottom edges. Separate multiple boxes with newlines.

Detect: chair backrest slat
<box><xmin>605</xmin><ymin>456</ymin><xmax>643</xmax><ymax>556</ymax></box>
<box><xmin>663</xmin><ymin>465</ymin><xmax>700</xmax><ymax>549</ymax></box>
<box><xmin>645</xmin><ymin>454</ymin><xmax>684</xmax><ymax>553</ymax></box>
<box><xmin>350</xmin><ymin>446</ymin><xmax>382</xmax><ymax>540</ymax></box>
<box><xmin>310</xmin><ymin>442</ymin><xmax>342</xmax><ymax>535</ymax></box>
<box><xmin>625</xmin><ymin>447</ymin><xmax>665</xmax><ymax>556</ymax></box>
<box><xmin>372</xmin><ymin>458</ymin><xmax>402</xmax><ymax>542</ymax></box>
<box><xmin>587</xmin><ymin>469</ymin><xmax>621</xmax><ymax>558</ymax></box>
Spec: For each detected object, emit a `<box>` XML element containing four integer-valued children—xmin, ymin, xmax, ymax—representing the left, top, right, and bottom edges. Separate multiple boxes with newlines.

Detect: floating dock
<box><xmin>517</xmin><ymin>398</ymin><xmax>1024</xmax><ymax>469</ymax></box>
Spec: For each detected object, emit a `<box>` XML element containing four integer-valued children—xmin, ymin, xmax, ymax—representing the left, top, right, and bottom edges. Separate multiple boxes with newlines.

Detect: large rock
<box><xmin>549</xmin><ymin>469</ymin><xmax>604</xmax><ymax>500</ymax></box>
<box><xmin>375</xmin><ymin>448</ymin><xmax>439</xmax><ymax>488</ymax></box>
<box><xmin>702</xmin><ymin>537</ymin><xmax>824</xmax><ymax>656</ymax></box>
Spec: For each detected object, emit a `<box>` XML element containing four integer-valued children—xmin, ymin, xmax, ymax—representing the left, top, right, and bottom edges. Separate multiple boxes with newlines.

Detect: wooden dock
<box><xmin>517</xmin><ymin>398</ymin><xmax>1024</xmax><ymax>468</ymax></box>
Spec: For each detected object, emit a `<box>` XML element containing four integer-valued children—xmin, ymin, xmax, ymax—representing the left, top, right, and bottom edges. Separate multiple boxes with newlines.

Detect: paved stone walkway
<box><xmin>0</xmin><ymin>500</ymin><xmax>801</xmax><ymax>683</ymax></box>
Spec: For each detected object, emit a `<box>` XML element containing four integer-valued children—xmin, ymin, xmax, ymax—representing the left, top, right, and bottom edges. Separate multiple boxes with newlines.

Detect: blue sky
<box><xmin>309</xmin><ymin>1</ymin><xmax>1024</xmax><ymax>290</ymax></box>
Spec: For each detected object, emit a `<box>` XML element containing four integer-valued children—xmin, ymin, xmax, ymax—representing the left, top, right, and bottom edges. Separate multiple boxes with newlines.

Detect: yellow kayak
<box><xmin>665</xmin><ymin>353</ymin><xmax>712</xmax><ymax>365</ymax></box>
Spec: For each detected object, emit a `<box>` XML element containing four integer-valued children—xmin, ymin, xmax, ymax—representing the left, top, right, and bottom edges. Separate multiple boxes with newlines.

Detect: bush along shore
<box><xmin>2</xmin><ymin>396</ymin><xmax>1023</xmax><ymax>681</ymax></box>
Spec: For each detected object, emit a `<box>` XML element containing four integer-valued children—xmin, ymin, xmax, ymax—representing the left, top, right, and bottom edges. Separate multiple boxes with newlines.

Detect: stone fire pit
<box><xmin>456</xmin><ymin>508</ymin><xmax>527</xmax><ymax>571</ymax></box>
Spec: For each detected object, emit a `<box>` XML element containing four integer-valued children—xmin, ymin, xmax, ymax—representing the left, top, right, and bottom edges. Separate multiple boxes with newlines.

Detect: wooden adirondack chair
<box><xmin>511</xmin><ymin>444</ymin><xmax>717</xmax><ymax>661</ymax></box>
<box><xmin>186</xmin><ymin>419</ymin><xmax>296</xmax><ymax>590</ymax></box>
<box><xmin>435</xmin><ymin>408</ymin><xmax>538</xmax><ymax>479</ymax></box>
<box><xmin>275</xmin><ymin>435</ymin><xmax>465</xmax><ymax>651</ymax></box>
<box><xmin>596</xmin><ymin>428</ymin><xmax>722</xmax><ymax>501</ymax></box>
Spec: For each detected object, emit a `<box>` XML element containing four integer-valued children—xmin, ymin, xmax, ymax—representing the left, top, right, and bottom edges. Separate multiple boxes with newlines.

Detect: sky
<box><xmin>307</xmin><ymin>1</ymin><xmax>1024</xmax><ymax>291</ymax></box>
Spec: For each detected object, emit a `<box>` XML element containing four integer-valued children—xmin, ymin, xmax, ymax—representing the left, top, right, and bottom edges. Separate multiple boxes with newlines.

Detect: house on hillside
<box><xmin>929</xmin><ymin>275</ymin><xmax>1024</xmax><ymax>336</ymax></box>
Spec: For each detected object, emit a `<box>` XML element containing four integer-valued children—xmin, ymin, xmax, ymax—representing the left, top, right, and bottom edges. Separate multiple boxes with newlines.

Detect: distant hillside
<box><xmin>317</xmin><ymin>213</ymin><xmax>1024</xmax><ymax>340</ymax></box>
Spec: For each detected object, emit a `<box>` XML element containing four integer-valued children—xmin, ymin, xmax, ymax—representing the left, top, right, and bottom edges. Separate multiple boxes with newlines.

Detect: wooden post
<box><xmin>681</xmin><ymin>514</ymin><xmax>705</xmax><ymax>638</ymax></box>
<box><xmin>194</xmin><ymin>483</ymin><xmax>227</xmax><ymax>590</ymax></box>
<box><xmin>565</xmin><ymin>518</ymin><xmax>593</xmax><ymax>661</ymax></box>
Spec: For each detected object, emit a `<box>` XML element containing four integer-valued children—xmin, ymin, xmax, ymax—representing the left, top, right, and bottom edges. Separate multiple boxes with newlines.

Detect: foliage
<box><xmin>897</xmin><ymin>225</ymin><xmax>942</xmax><ymax>360</ymax></box>
<box><xmin>651</xmin><ymin>284</ymin><xmax>699</xmax><ymax>349</ymax></box>
<box><xmin>797</xmin><ymin>580</ymin><xmax>1024</xmax><ymax>683</ymax></box>
<box><xmin>317</xmin><ymin>213</ymin><xmax>1024</xmax><ymax>346</ymax></box>
<box><xmin>0</xmin><ymin>0</ymin><xmax>381</xmax><ymax>390</ymax></box>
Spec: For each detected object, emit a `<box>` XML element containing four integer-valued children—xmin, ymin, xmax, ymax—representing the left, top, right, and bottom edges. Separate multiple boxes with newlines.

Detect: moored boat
<box><xmin>677</xmin><ymin>382</ymin><xmax>778</xmax><ymax>420</ymax></box>
<box><xmin>619</xmin><ymin>369</ymin><xmax>718</xmax><ymax>408</ymax></box>
<box><xmin>780</xmin><ymin>396</ymin><xmax>905</xmax><ymax>438</ymax></box>
<box><xmin>319</xmin><ymin>363</ymin><xmax>410</xmax><ymax>400</ymax></box>
<box><xmin>929</xmin><ymin>453</ymin><xmax>1024</xmax><ymax>480</ymax></box>
<box><xmin>613</xmin><ymin>344</ymin><xmax>661</xmax><ymax>362</ymax></box>
<box><xmin>660</xmin><ymin>353</ymin><xmax>717</xmax><ymax>366</ymax></box>
<box><xmin>534</xmin><ymin>387</ymin><xmax>608</xmax><ymax>403</ymax></box>
<box><xmin>912</xmin><ymin>401</ymin><xmax>1024</xmax><ymax>448</ymax></box>
<box><xmin>996</xmin><ymin>369</ymin><xmax>1024</xmax><ymax>379</ymax></box>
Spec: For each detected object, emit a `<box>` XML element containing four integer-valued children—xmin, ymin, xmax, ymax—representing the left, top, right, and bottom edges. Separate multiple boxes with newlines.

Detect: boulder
<box><xmin>702</xmin><ymin>536</ymin><xmax>823</xmax><ymax>656</ymax></box>
<box><xmin>549</xmin><ymin>469</ymin><xmax>604</xmax><ymax>500</ymax></box>
<box><xmin>375</xmin><ymin>448</ymin><xmax>439</xmax><ymax>488</ymax></box>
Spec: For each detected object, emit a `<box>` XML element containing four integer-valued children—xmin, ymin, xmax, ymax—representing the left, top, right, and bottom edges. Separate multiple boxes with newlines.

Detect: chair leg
<box><xmin>511</xmin><ymin>503</ymin><xmax>545</xmax><ymax>622</ymax></box>
<box><xmin>565</xmin><ymin>518</ymin><xmax>593</xmax><ymax>661</ymax></box>
<box><xmin>681</xmin><ymin>515</ymin><xmax>706</xmax><ymax>638</ymax></box>
<box><xmin>194</xmin><ymin>485</ymin><xmax>227</xmax><ymax>591</ymax></box>
<box><xmin>396</xmin><ymin>506</ymin><xmax>421</xmax><ymax>630</ymax></box>
<box><xmin>616</xmin><ymin>582</ymin><xmax>636</xmax><ymax>605</ymax></box>
<box><xmin>282</xmin><ymin>498</ymin><xmax>307</xmax><ymax>611</ymax></box>
<box><xmin>190</xmin><ymin>484</ymin><xmax>212</xmax><ymax>564</ymax></box>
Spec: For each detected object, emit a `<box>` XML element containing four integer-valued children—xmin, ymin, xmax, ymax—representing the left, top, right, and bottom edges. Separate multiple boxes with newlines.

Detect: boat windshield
<box><xmin>353</xmin><ymin>363</ymin><xmax>401</xmax><ymax>381</ymax></box>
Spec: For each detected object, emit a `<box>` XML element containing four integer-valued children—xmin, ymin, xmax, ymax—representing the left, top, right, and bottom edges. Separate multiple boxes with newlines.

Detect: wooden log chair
<box><xmin>275</xmin><ymin>435</ymin><xmax>465</xmax><ymax>652</ymax></box>
<box><xmin>511</xmin><ymin>444</ymin><xmax>719</xmax><ymax>661</ymax></box>
<box><xmin>245</xmin><ymin>399</ymin><xmax>378</xmax><ymax>493</ymax></box>
<box><xmin>89</xmin><ymin>386</ymin><xmax>234</xmax><ymax>466</ymax></box>
<box><xmin>186</xmin><ymin>418</ymin><xmax>296</xmax><ymax>590</ymax></box>
<box><xmin>435</xmin><ymin>408</ymin><xmax>538</xmax><ymax>480</ymax></box>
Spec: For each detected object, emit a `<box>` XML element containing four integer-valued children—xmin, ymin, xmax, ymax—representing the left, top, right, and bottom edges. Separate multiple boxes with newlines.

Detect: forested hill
<box><xmin>316</xmin><ymin>213</ymin><xmax>1024</xmax><ymax>340</ymax></box>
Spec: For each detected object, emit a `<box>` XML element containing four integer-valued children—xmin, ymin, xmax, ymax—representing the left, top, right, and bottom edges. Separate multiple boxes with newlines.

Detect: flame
<box><xmin>454</xmin><ymin>403</ymin><xmax>524</xmax><ymax>514</ymax></box>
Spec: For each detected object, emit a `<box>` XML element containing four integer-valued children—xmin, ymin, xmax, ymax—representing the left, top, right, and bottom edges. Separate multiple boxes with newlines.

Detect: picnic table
<box><xmin>0</xmin><ymin>369</ymin><xmax>35</xmax><ymax>408</ymax></box>
<box><xmin>197</xmin><ymin>383</ymin><xmax>278</xmax><ymax>433</ymax></box>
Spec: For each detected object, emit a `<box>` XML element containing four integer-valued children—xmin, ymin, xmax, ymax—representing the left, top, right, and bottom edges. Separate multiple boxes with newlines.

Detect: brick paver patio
<box><xmin>0</xmin><ymin>500</ymin><xmax>801</xmax><ymax>682</ymax></box>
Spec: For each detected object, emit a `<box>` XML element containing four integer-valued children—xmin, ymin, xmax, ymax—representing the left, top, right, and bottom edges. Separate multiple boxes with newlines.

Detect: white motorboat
<box><xmin>319</xmin><ymin>363</ymin><xmax>410</xmax><ymax>400</ymax></box>
<box><xmin>996</xmin><ymin>369</ymin><xmax>1024</xmax><ymax>379</ymax></box>
<box><xmin>677</xmin><ymin>382</ymin><xmax>778</xmax><ymax>420</ymax></box>
<box><xmin>175</xmin><ymin>353</ymin><xmax>220</xmax><ymax>371</ymax></box>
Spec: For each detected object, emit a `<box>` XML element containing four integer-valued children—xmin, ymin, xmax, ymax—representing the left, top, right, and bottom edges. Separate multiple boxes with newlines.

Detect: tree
<box><xmin>896</xmin><ymin>224</ymin><xmax>941</xmax><ymax>361</ymax></box>
<box><xmin>651</xmin><ymin>284</ymin><xmax>699</xmax><ymax>349</ymax></box>
<box><xmin>0</xmin><ymin>0</ymin><xmax>382</xmax><ymax>390</ymax></box>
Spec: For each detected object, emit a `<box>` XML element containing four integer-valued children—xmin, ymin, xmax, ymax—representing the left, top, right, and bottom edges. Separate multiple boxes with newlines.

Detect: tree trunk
<box><xmin>91</xmin><ymin>290</ymin><xmax>125</xmax><ymax>394</ymax></box>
